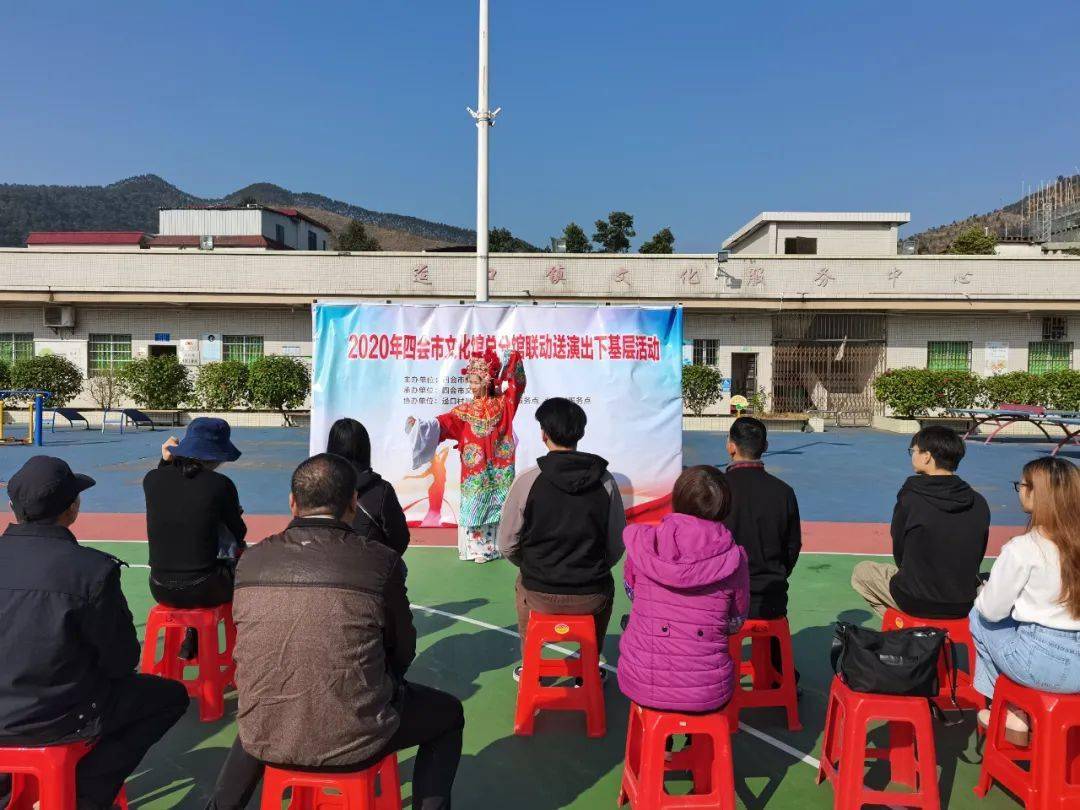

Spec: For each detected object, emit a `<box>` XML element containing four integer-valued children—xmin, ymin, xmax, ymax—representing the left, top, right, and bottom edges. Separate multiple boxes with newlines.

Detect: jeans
<box><xmin>206</xmin><ymin>681</ymin><xmax>464</xmax><ymax>810</ymax></box>
<box><xmin>969</xmin><ymin>608</ymin><xmax>1080</xmax><ymax>698</ymax></box>
<box><xmin>0</xmin><ymin>675</ymin><xmax>189</xmax><ymax>810</ymax></box>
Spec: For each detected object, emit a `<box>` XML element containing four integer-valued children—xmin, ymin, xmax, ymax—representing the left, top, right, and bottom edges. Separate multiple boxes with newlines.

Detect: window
<box><xmin>223</xmin><ymin>335</ymin><xmax>264</xmax><ymax>365</ymax></box>
<box><xmin>1043</xmin><ymin>316</ymin><xmax>1068</xmax><ymax>341</ymax></box>
<box><xmin>308</xmin><ymin>231</ymin><xmax>318</xmax><ymax>250</ymax></box>
<box><xmin>0</xmin><ymin>333</ymin><xmax>34</xmax><ymax>365</ymax></box>
<box><xmin>1028</xmin><ymin>341</ymin><xmax>1073</xmax><ymax>374</ymax></box>
<box><xmin>275</xmin><ymin>224</ymin><xmax>286</xmax><ymax>244</ymax></box>
<box><xmin>88</xmin><ymin>334</ymin><xmax>132</xmax><ymax>377</ymax></box>
<box><xmin>783</xmin><ymin>237</ymin><xmax>817</xmax><ymax>255</ymax></box>
<box><xmin>927</xmin><ymin>341</ymin><xmax>972</xmax><ymax>372</ymax></box>
<box><xmin>692</xmin><ymin>339</ymin><xmax>718</xmax><ymax>366</ymax></box>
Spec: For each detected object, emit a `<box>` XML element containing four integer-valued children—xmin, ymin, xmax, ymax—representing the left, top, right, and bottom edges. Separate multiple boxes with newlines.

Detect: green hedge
<box><xmin>195</xmin><ymin>361</ymin><xmax>250</xmax><ymax>410</ymax></box>
<box><xmin>873</xmin><ymin>368</ymin><xmax>1080</xmax><ymax>416</ymax></box>
<box><xmin>118</xmin><ymin>356</ymin><xmax>193</xmax><ymax>409</ymax></box>
<box><xmin>682</xmin><ymin>364</ymin><xmax>723</xmax><ymax>415</ymax></box>
<box><xmin>10</xmin><ymin>354</ymin><xmax>84</xmax><ymax>406</ymax></box>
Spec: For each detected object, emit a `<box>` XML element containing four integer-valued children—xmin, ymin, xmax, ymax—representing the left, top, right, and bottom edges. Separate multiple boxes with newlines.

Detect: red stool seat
<box><xmin>817</xmin><ymin>676</ymin><xmax>941</xmax><ymax>809</ymax></box>
<box><xmin>514</xmin><ymin>612</ymin><xmax>606</xmax><ymax>738</ymax></box>
<box><xmin>259</xmin><ymin>752</ymin><xmax>401</xmax><ymax>810</ymax></box>
<box><xmin>139</xmin><ymin>603</ymin><xmax>236</xmax><ymax>722</ymax></box>
<box><xmin>0</xmin><ymin>741</ymin><xmax>129</xmax><ymax>809</ymax></box>
<box><xmin>726</xmin><ymin>617</ymin><xmax>801</xmax><ymax>731</ymax></box>
<box><xmin>882</xmin><ymin>608</ymin><xmax>985</xmax><ymax>711</ymax></box>
<box><xmin>975</xmin><ymin>675</ymin><xmax>1080</xmax><ymax>810</ymax></box>
<box><xmin>617</xmin><ymin>702</ymin><xmax>735</xmax><ymax>809</ymax></box>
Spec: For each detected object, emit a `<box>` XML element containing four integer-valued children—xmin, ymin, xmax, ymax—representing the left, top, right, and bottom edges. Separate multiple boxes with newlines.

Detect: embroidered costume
<box><xmin>409</xmin><ymin>349</ymin><xmax>526</xmax><ymax>561</ymax></box>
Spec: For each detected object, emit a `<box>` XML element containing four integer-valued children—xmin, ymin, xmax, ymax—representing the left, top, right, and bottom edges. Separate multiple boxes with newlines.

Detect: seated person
<box><xmin>0</xmin><ymin>457</ymin><xmax>189</xmax><ymax>810</ymax></box>
<box><xmin>207</xmin><ymin>454</ymin><xmax>464</xmax><ymax>810</ymax></box>
<box><xmin>852</xmin><ymin>425</ymin><xmax>990</xmax><ymax>618</ymax></box>
<box><xmin>618</xmin><ymin>465</ymin><xmax>750</xmax><ymax>713</ymax></box>
<box><xmin>326</xmin><ymin>416</ymin><xmax>410</xmax><ymax>555</ymax></box>
<box><xmin>971</xmin><ymin>457</ymin><xmax>1080</xmax><ymax>745</ymax></box>
<box><xmin>497</xmin><ymin>398</ymin><xmax>626</xmax><ymax>681</ymax></box>
<box><xmin>723</xmin><ymin>417</ymin><xmax>801</xmax><ymax>621</ymax></box>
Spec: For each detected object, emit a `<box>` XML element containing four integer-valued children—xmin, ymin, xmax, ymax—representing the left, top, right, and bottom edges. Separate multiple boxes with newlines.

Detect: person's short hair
<box><xmin>672</xmin><ymin>465</ymin><xmax>732</xmax><ymax>522</ymax></box>
<box><xmin>729</xmin><ymin>416</ymin><xmax>768</xmax><ymax>459</ymax></box>
<box><xmin>535</xmin><ymin>397</ymin><xmax>587</xmax><ymax>448</ymax></box>
<box><xmin>291</xmin><ymin>454</ymin><xmax>358</xmax><ymax>518</ymax></box>
<box><xmin>910</xmin><ymin>425</ymin><xmax>965</xmax><ymax>472</ymax></box>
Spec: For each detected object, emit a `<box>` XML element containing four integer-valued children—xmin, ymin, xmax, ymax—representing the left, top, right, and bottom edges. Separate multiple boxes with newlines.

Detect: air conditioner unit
<box><xmin>43</xmin><ymin>305</ymin><xmax>75</xmax><ymax>328</ymax></box>
<box><xmin>199</xmin><ymin>235</ymin><xmax>214</xmax><ymax>250</ymax></box>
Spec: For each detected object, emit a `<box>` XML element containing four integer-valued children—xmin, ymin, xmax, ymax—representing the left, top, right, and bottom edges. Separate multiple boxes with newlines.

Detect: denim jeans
<box><xmin>969</xmin><ymin>608</ymin><xmax>1080</xmax><ymax>698</ymax></box>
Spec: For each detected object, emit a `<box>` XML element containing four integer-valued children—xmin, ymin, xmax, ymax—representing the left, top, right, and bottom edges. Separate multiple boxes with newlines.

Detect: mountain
<box><xmin>910</xmin><ymin>173</ymin><xmax>1080</xmax><ymax>253</ymax></box>
<box><xmin>0</xmin><ymin>174</ymin><xmax>475</xmax><ymax>250</ymax></box>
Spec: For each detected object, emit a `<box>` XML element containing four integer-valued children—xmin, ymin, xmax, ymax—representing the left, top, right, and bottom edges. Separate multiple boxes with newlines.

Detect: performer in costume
<box><xmin>406</xmin><ymin>347</ymin><xmax>526</xmax><ymax>562</ymax></box>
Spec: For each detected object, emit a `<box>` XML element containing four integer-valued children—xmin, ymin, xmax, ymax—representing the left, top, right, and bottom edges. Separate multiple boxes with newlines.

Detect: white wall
<box><xmin>684</xmin><ymin>312</ymin><xmax>772</xmax><ymax>414</ymax></box>
<box><xmin>159</xmin><ymin>209</ymin><xmax>265</xmax><ymax>237</ymax></box>
<box><xmin>771</xmin><ymin>221</ymin><xmax>898</xmax><ymax>256</ymax></box>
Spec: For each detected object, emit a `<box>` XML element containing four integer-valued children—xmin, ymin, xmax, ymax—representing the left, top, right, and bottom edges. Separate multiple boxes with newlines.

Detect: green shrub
<box><xmin>0</xmin><ymin>359</ymin><xmax>10</xmax><ymax>391</ymax></box>
<box><xmin>10</xmin><ymin>354</ymin><xmax>84</xmax><ymax>406</ymax></box>
<box><xmin>1040</xmin><ymin>370</ymin><xmax>1080</xmax><ymax>412</ymax></box>
<box><xmin>117</xmin><ymin>356</ymin><xmax>193</xmax><ymax>409</ymax></box>
<box><xmin>247</xmin><ymin>355</ymin><xmax>310</xmax><ymax>414</ymax></box>
<box><xmin>681</xmin><ymin>364</ymin><xmax>723</xmax><ymax>415</ymax></box>
<box><xmin>872</xmin><ymin>368</ymin><xmax>981</xmax><ymax>416</ymax></box>
<box><xmin>195</xmin><ymin>361</ymin><xmax>250</xmax><ymax>410</ymax></box>
<box><xmin>981</xmin><ymin>372</ymin><xmax>1047</xmax><ymax>407</ymax></box>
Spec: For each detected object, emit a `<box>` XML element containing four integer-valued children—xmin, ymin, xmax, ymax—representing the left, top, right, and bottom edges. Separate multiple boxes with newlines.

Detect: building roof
<box><xmin>723</xmin><ymin>211</ymin><xmax>912</xmax><ymax>250</ymax></box>
<box><xmin>171</xmin><ymin>204</ymin><xmax>332</xmax><ymax>232</ymax></box>
<box><xmin>147</xmin><ymin>234</ymin><xmax>293</xmax><ymax>250</ymax></box>
<box><xmin>26</xmin><ymin>231</ymin><xmax>147</xmax><ymax>246</ymax></box>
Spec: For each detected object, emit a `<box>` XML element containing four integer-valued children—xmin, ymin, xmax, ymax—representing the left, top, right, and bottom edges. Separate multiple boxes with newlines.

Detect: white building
<box><xmin>152</xmin><ymin>206</ymin><xmax>331</xmax><ymax>251</ymax></box>
<box><xmin>723</xmin><ymin>212</ymin><xmax>911</xmax><ymax>256</ymax></box>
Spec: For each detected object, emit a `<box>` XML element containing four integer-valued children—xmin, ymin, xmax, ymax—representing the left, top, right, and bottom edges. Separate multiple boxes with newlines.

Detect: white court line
<box><xmin>409</xmin><ymin>603</ymin><xmax>821</xmax><ymax>770</ymax></box>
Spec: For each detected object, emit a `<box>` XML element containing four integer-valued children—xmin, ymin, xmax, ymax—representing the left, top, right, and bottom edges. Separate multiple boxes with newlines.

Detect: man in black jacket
<box><xmin>0</xmin><ymin>456</ymin><xmax>189</xmax><ymax>810</ymax></box>
<box><xmin>207</xmin><ymin>454</ymin><xmax>463</xmax><ymax>810</ymax></box>
<box><xmin>497</xmin><ymin>398</ymin><xmax>626</xmax><ymax>681</ymax></box>
<box><xmin>852</xmin><ymin>426</ymin><xmax>991</xmax><ymax>618</ymax></box>
<box><xmin>723</xmin><ymin>417</ymin><xmax>802</xmax><ymax>621</ymax></box>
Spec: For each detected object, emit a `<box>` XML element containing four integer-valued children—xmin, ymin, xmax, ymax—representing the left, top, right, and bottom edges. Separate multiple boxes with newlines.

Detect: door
<box><xmin>730</xmin><ymin>353</ymin><xmax>758</xmax><ymax>398</ymax></box>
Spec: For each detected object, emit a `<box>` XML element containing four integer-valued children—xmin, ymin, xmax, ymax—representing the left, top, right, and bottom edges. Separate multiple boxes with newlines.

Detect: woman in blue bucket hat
<box><xmin>143</xmin><ymin>418</ymin><xmax>246</xmax><ymax>658</ymax></box>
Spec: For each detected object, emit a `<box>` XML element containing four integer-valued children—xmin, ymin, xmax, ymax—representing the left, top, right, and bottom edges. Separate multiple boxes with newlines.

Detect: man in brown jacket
<box><xmin>207</xmin><ymin>454</ymin><xmax>464</xmax><ymax>810</ymax></box>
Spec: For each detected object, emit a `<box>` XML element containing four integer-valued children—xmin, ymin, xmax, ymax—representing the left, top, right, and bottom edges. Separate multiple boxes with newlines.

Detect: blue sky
<box><xmin>1</xmin><ymin>1</ymin><xmax>1076</xmax><ymax>251</ymax></box>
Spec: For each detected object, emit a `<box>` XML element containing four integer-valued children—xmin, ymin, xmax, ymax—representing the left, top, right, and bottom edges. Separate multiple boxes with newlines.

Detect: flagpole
<box><xmin>469</xmin><ymin>0</ymin><xmax>500</xmax><ymax>303</ymax></box>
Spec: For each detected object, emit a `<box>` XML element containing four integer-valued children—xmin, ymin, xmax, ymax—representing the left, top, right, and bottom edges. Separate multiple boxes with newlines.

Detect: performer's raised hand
<box><xmin>405</xmin><ymin>416</ymin><xmax>416</xmax><ymax>433</ymax></box>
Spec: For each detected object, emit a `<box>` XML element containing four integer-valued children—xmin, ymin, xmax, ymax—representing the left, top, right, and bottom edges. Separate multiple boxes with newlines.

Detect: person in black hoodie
<box><xmin>497</xmin><ymin>398</ymin><xmax>626</xmax><ymax>681</ymax></box>
<box><xmin>852</xmin><ymin>425</ymin><xmax>991</xmax><ymax>619</ymax></box>
<box><xmin>327</xmin><ymin>417</ymin><xmax>411</xmax><ymax>557</ymax></box>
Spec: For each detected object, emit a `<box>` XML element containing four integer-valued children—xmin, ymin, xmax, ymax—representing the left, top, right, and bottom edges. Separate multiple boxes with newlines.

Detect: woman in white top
<box><xmin>970</xmin><ymin>456</ymin><xmax>1080</xmax><ymax>742</ymax></box>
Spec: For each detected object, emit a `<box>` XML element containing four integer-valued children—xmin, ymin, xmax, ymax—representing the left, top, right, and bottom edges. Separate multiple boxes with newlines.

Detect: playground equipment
<box><xmin>0</xmin><ymin>390</ymin><xmax>47</xmax><ymax>447</ymax></box>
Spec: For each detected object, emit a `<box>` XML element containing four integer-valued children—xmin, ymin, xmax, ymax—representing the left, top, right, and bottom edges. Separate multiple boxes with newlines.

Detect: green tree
<box><xmin>562</xmin><ymin>222</ymin><xmax>591</xmax><ymax>253</ymax></box>
<box><xmin>639</xmin><ymin>227</ymin><xmax>675</xmax><ymax>254</ymax></box>
<box><xmin>488</xmin><ymin>227</ymin><xmax>538</xmax><ymax>252</ymax></box>
<box><xmin>0</xmin><ymin>359</ymin><xmax>9</xmax><ymax>391</ymax></box>
<box><xmin>335</xmin><ymin>219</ymin><xmax>381</xmax><ymax>251</ymax></box>
<box><xmin>10</xmin><ymin>354</ymin><xmax>84</xmax><ymax>406</ymax></box>
<box><xmin>592</xmin><ymin>211</ymin><xmax>636</xmax><ymax>253</ymax></box>
<box><xmin>117</xmin><ymin>356</ymin><xmax>193</xmax><ymax>409</ymax></box>
<box><xmin>248</xmin><ymin>355</ymin><xmax>310</xmax><ymax>423</ymax></box>
<box><xmin>195</xmin><ymin>361</ymin><xmax>250</xmax><ymax>410</ymax></box>
<box><xmin>681</xmin><ymin>364</ymin><xmax>723</xmax><ymax>416</ymax></box>
<box><xmin>945</xmin><ymin>226</ymin><xmax>997</xmax><ymax>255</ymax></box>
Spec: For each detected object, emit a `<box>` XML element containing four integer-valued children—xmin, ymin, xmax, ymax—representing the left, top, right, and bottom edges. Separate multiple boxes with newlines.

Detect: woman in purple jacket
<box><xmin>618</xmin><ymin>465</ymin><xmax>750</xmax><ymax>713</ymax></box>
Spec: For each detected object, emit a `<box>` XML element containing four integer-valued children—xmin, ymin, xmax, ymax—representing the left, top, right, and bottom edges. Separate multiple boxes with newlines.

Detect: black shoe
<box><xmin>179</xmin><ymin>627</ymin><xmax>198</xmax><ymax>661</ymax></box>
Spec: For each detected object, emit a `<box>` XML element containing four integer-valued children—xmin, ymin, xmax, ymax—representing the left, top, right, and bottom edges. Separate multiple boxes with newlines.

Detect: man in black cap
<box><xmin>0</xmin><ymin>456</ymin><xmax>190</xmax><ymax>810</ymax></box>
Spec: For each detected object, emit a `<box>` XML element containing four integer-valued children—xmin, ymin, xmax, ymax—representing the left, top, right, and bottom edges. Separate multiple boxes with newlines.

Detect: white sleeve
<box><xmin>407</xmin><ymin>418</ymin><xmax>441</xmax><ymax>469</ymax></box>
<box><xmin>975</xmin><ymin>537</ymin><xmax>1033</xmax><ymax>622</ymax></box>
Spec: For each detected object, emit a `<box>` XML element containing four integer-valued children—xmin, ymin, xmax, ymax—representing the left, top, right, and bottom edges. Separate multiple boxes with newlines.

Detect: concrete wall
<box><xmin>159</xmin><ymin>209</ymin><xmax>265</xmax><ymax>238</ymax></box>
<box><xmin>771</xmin><ymin>221</ymin><xmax>898</xmax><ymax>256</ymax></box>
<box><xmin>684</xmin><ymin>312</ymin><xmax>772</xmax><ymax>414</ymax></box>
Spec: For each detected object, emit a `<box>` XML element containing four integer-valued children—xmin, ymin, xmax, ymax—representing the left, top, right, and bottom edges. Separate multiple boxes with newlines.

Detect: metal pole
<box><xmin>469</xmin><ymin>0</ymin><xmax>500</xmax><ymax>302</ymax></box>
<box><xmin>33</xmin><ymin>394</ymin><xmax>44</xmax><ymax>447</ymax></box>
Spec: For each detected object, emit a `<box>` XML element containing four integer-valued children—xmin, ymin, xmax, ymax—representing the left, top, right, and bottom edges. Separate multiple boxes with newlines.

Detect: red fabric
<box><xmin>625</xmin><ymin>494</ymin><xmax>672</xmax><ymax>525</ymax></box>
<box><xmin>460</xmin><ymin>348</ymin><xmax>502</xmax><ymax>381</ymax></box>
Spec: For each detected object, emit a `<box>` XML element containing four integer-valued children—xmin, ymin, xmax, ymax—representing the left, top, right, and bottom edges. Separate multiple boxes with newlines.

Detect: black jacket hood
<box><xmin>353</xmin><ymin>467</ymin><xmax>384</xmax><ymax>494</ymax></box>
<box><xmin>900</xmin><ymin>474</ymin><xmax>976</xmax><ymax>514</ymax></box>
<box><xmin>537</xmin><ymin>451</ymin><xmax>608</xmax><ymax>494</ymax></box>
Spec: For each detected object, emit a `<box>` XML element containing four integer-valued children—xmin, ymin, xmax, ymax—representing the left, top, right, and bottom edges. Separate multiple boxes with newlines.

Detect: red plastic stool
<box><xmin>0</xmin><ymin>741</ymin><xmax>129</xmax><ymax>809</ymax></box>
<box><xmin>514</xmin><ymin>612</ymin><xmax>606</xmax><ymax>738</ymax></box>
<box><xmin>882</xmin><ymin>608</ymin><xmax>985</xmax><ymax>711</ymax></box>
<box><xmin>726</xmin><ymin>617</ymin><xmax>802</xmax><ymax>731</ymax></box>
<box><xmin>139</xmin><ymin>602</ymin><xmax>236</xmax><ymax>722</ymax></box>
<box><xmin>260</xmin><ymin>752</ymin><xmax>401</xmax><ymax>810</ymax></box>
<box><xmin>974</xmin><ymin>675</ymin><xmax>1080</xmax><ymax>810</ymax></box>
<box><xmin>817</xmin><ymin>676</ymin><xmax>940</xmax><ymax>809</ymax></box>
<box><xmin>617</xmin><ymin>702</ymin><xmax>735</xmax><ymax>809</ymax></box>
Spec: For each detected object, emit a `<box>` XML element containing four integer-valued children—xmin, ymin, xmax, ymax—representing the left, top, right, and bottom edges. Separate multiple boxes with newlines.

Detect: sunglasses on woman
<box><xmin>1012</xmin><ymin>480</ymin><xmax>1031</xmax><ymax>492</ymax></box>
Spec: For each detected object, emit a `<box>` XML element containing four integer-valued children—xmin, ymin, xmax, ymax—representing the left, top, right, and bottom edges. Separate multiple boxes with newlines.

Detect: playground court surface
<box><xmin>3</xmin><ymin>426</ymin><xmax>1071</xmax><ymax>809</ymax></box>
